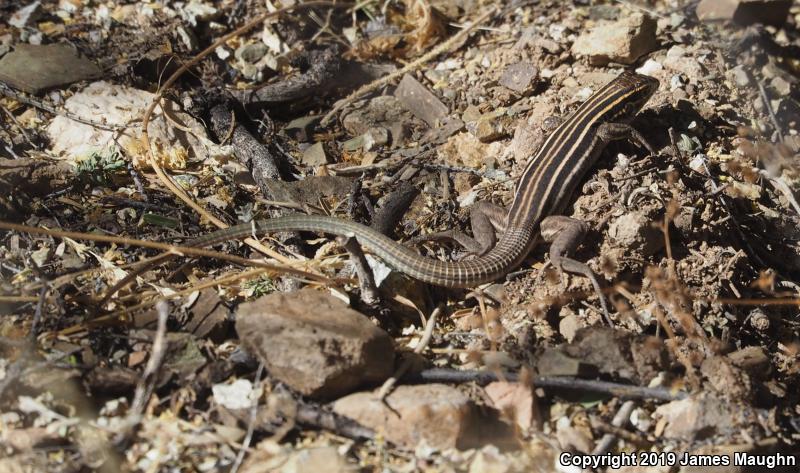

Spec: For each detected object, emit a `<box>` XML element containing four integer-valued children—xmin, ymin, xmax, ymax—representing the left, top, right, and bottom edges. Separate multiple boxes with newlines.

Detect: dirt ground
<box><xmin>1</xmin><ymin>0</ymin><xmax>799</xmax><ymax>472</ymax></box>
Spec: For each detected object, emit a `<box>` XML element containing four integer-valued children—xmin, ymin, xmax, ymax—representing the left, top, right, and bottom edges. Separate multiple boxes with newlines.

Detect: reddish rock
<box><xmin>332</xmin><ymin>384</ymin><xmax>512</xmax><ymax>450</ymax></box>
<box><xmin>572</xmin><ymin>13</ymin><xmax>657</xmax><ymax>66</ymax></box>
<box><xmin>236</xmin><ymin>288</ymin><xmax>395</xmax><ymax>399</ymax></box>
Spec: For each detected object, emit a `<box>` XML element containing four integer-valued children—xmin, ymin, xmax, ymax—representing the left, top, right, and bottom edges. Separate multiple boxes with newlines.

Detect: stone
<box><xmin>498</xmin><ymin>62</ymin><xmax>538</xmax><ymax>94</ymax></box>
<box><xmin>571</xmin><ymin>13</ymin><xmax>657</xmax><ymax>66</ymax></box>
<box><xmin>655</xmin><ymin>393</ymin><xmax>753</xmax><ymax>440</ymax></box>
<box><xmin>235</xmin><ymin>42</ymin><xmax>269</xmax><ymax>63</ymax></box>
<box><xmin>696</xmin><ymin>0</ymin><xmax>791</xmax><ymax>26</ymax></box>
<box><xmin>47</xmin><ymin>81</ymin><xmax>211</xmax><ymax>165</ymax></box>
<box><xmin>771</xmin><ymin>76</ymin><xmax>792</xmax><ymax>96</ymax></box>
<box><xmin>301</xmin><ymin>142</ymin><xmax>329</xmax><ymax>166</ymax></box>
<box><xmin>0</xmin><ymin>43</ymin><xmax>102</xmax><ymax>94</ymax></box>
<box><xmin>363</xmin><ymin>126</ymin><xmax>389</xmax><ymax>151</ymax></box>
<box><xmin>341</xmin><ymin>95</ymin><xmax>414</xmax><ymax>147</ymax></box>
<box><xmin>332</xmin><ymin>384</ymin><xmax>509</xmax><ymax>450</ymax></box>
<box><xmin>9</xmin><ymin>1</ymin><xmax>42</xmax><ymax>29</ymax></box>
<box><xmin>608</xmin><ymin>211</ymin><xmax>664</xmax><ymax>257</ymax></box>
<box><xmin>240</xmin><ymin>446</ymin><xmax>353</xmax><ymax>473</ymax></box>
<box><xmin>700</xmin><ymin>356</ymin><xmax>752</xmax><ymax>400</ymax></box>
<box><xmin>262</xmin><ymin>175</ymin><xmax>352</xmax><ymax>206</ymax></box>
<box><xmin>284</xmin><ymin>115</ymin><xmax>319</xmax><ymax>142</ymax></box>
<box><xmin>663</xmin><ymin>46</ymin><xmax>706</xmax><ymax>82</ymax></box>
<box><xmin>236</xmin><ymin>288</ymin><xmax>395</xmax><ymax>398</ymax></box>
<box><xmin>729</xmin><ymin>65</ymin><xmax>750</xmax><ymax>87</ymax></box>
<box><xmin>394</xmin><ymin>73</ymin><xmax>449</xmax><ymax>126</ymax></box>
<box><xmin>726</xmin><ymin>346</ymin><xmax>770</xmax><ymax>379</ymax></box>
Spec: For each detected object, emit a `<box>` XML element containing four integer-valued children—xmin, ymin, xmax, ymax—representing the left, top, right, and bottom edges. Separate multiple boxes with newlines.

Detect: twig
<box><xmin>295</xmin><ymin>402</ymin><xmax>376</xmax><ymax>441</ymax></box>
<box><xmin>230</xmin><ymin>362</ymin><xmax>264</xmax><ymax>473</ymax></box>
<box><xmin>319</xmin><ymin>5</ymin><xmax>498</xmax><ymax>126</ymax></box>
<box><xmin>338</xmin><ymin>235</ymin><xmax>381</xmax><ymax>306</ymax></box>
<box><xmin>29</xmin><ymin>285</ymin><xmax>48</xmax><ymax>341</ymax></box>
<box><xmin>376</xmin><ymin>305</ymin><xmax>441</xmax><ymax>400</ymax></box>
<box><xmin>756</xmin><ymin>79</ymin><xmax>783</xmax><ymax>143</ymax></box>
<box><xmin>407</xmin><ymin>369</ymin><xmax>688</xmax><ymax>401</ymax></box>
<box><xmin>592</xmin><ymin>400</ymin><xmax>636</xmax><ymax>455</ymax></box>
<box><xmin>759</xmin><ymin>169</ymin><xmax>800</xmax><ymax>216</ymax></box>
<box><xmin>115</xmin><ymin>301</ymin><xmax>169</xmax><ymax>447</ymax></box>
<box><xmin>0</xmin><ymin>220</ymin><xmax>335</xmax><ymax>290</ymax></box>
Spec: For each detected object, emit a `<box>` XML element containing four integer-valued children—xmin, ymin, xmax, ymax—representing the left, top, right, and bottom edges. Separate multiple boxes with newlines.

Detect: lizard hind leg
<box><xmin>540</xmin><ymin>215</ymin><xmax>613</xmax><ymax>326</ymax></box>
<box><xmin>407</xmin><ymin>201</ymin><xmax>507</xmax><ymax>257</ymax></box>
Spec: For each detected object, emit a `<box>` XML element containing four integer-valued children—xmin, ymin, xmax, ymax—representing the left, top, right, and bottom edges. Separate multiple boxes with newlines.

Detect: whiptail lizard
<box><xmin>187</xmin><ymin>72</ymin><xmax>658</xmax><ymax>284</ymax></box>
<box><xmin>89</xmin><ymin>71</ymin><xmax>658</xmax><ymax>310</ymax></box>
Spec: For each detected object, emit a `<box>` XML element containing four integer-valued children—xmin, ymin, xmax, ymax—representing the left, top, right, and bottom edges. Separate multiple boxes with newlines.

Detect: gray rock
<box><xmin>729</xmin><ymin>65</ymin><xmax>750</xmax><ymax>88</ymax></box>
<box><xmin>0</xmin><ymin>43</ymin><xmax>102</xmax><ymax>94</ymax></box>
<box><xmin>498</xmin><ymin>62</ymin><xmax>538</xmax><ymax>94</ymax></box>
<box><xmin>655</xmin><ymin>393</ymin><xmax>753</xmax><ymax>440</ymax></box>
<box><xmin>284</xmin><ymin>115</ymin><xmax>319</xmax><ymax>142</ymax></box>
<box><xmin>363</xmin><ymin>127</ymin><xmax>389</xmax><ymax>151</ymax></box>
<box><xmin>236</xmin><ymin>288</ymin><xmax>395</xmax><ymax>398</ymax></box>
<box><xmin>235</xmin><ymin>42</ymin><xmax>269</xmax><ymax>63</ymax></box>
<box><xmin>571</xmin><ymin>13</ymin><xmax>657</xmax><ymax>66</ymax></box>
<box><xmin>301</xmin><ymin>142</ymin><xmax>329</xmax><ymax>166</ymax></box>
<box><xmin>341</xmin><ymin>95</ymin><xmax>414</xmax><ymax>147</ymax></box>
<box><xmin>394</xmin><ymin>73</ymin><xmax>449</xmax><ymax>126</ymax></box>
<box><xmin>608</xmin><ymin>211</ymin><xmax>664</xmax><ymax>256</ymax></box>
<box><xmin>771</xmin><ymin>76</ymin><xmax>792</xmax><ymax>96</ymax></box>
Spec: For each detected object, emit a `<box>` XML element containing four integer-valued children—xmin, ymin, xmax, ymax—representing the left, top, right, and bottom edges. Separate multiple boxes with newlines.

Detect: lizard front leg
<box><xmin>596</xmin><ymin>122</ymin><xmax>655</xmax><ymax>155</ymax></box>
<box><xmin>540</xmin><ymin>215</ymin><xmax>612</xmax><ymax>325</ymax></box>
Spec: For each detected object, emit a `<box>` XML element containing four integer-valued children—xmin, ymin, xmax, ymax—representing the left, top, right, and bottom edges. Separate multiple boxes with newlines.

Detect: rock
<box><xmin>283</xmin><ymin>115</ymin><xmax>319</xmax><ymax>142</ymax></box>
<box><xmin>726</xmin><ymin>346</ymin><xmax>770</xmax><ymax>379</ymax></box>
<box><xmin>341</xmin><ymin>95</ymin><xmax>414</xmax><ymax>147</ymax></box>
<box><xmin>9</xmin><ymin>1</ymin><xmax>42</xmax><ymax>29</ymax></box>
<box><xmin>363</xmin><ymin>126</ymin><xmax>389</xmax><ymax>151</ymax></box>
<box><xmin>771</xmin><ymin>76</ymin><xmax>792</xmax><ymax>96</ymax></box>
<box><xmin>240</xmin><ymin>446</ymin><xmax>353</xmax><ymax>473</ymax></box>
<box><xmin>535</xmin><ymin>349</ymin><xmax>595</xmax><ymax>377</ymax></box>
<box><xmin>212</xmin><ymin>379</ymin><xmax>256</xmax><ymax>410</ymax></box>
<box><xmin>236</xmin><ymin>288</ymin><xmax>395</xmax><ymax>398</ymax></box>
<box><xmin>607</xmin><ymin>211</ymin><xmax>664</xmax><ymax>257</ymax></box>
<box><xmin>654</xmin><ymin>393</ymin><xmax>752</xmax><ymax>440</ymax></box>
<box><xmin>498</xmin><ymin>62</ymin><xmax>538</xmax><ymax>94</ymax></box>
<box><xmin>700</xmin><ymin>356</ymin><xmax>752</xmax><ymax>400</ymax></box>
<box><xmin>729</xmin><ymin>65</ymin><xmax>750</xmax><ymax>87</ymax></box>
<box><xmin>663</xmin><ymin>46</ymin><xmax>706</xmax><ymax>82</ymax></box>
<box><xmin>571</xmin><ymin>13</ymin><xmax>657</xmax><ymax>66</ymax></box>
<box><xmin>0</xmin><ymin>43</ymin><xmax>102</xmax><ymax>94</ymax></box>
<box><xmin>544</xmin><ymin>327</ymin><xmax>670</xmax><ymax>384</ymax></box>
<box><xmin>636</xmin><ymin>58</ymin><xmax>663</xmax><ymax>76</ymax></box>
<box><xmin>469</xmin><ymin>445</ymin><xmax>515</xmax><ymax>473</ymax></box>
<box><xmin>332</xmin><ymin>384</ymin><xmax>510</xmax><ymax>450</ymax></box>
<box><xmin>235</xmin><ymin>42</ymin><xmax>269</xmax><ymax>63</ymax></box>
<box><xmin>394</xmin><ymin>73</ymin><xmax>449</xmax><ymax>126</ymax></box>
<box><xmin>696</xmin><ymin>0</ymin><xmax>791</xmax><ymax>26</ymax></box>
<box><xmin>262</xmin><ymin>175</ymin><xmax>352</xmax><ymax>205</ymax></box>
<box><xmin>474</xmin><ymin>117</ymin><xmax>507</xmax><ymax>143</ymax></box>
<box><xmin>47</xmin><ymin>81</ymin><xmax>211</xmax><ymax>165</ymax></box>
<box><xmin>301</xmin><ymin>142</ymin><xmax>329</xmax><ymax>166</ymax></box>
<box><xmin>181</xmin><ymin>288</ymin><xmax>231</xmax><ymax>340</ymax></box>
<box><xmin>484</xmin><ymin>381</ymin><xmax>536</xmax><ymax>431</ymax></box>
<box><xmin>558</xmin><ymin>313</ymin><xmax>581</xmax><ymax>342</ymax></box>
